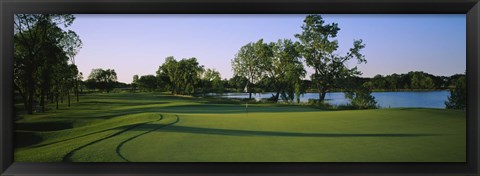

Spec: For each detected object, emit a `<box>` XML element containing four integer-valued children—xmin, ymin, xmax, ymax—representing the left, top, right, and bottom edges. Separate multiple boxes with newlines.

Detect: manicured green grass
<box><xmin>14</xmin><ymin>92</ymin><xmax>466</xmax><ymax>162</ymax></box>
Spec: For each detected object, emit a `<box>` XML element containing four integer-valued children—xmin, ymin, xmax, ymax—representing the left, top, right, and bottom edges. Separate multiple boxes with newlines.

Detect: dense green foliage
<box><xmin>364</xmin><ymin>71</ymin><xmax>461</xmax><ymax>90</ymax></box>
<box><xmin>231</xmin><ymin>40</ymin><xmax>264</xmax><ymax>98</ymax></box>
<box><xmin>15</xmin><ymin>92</ymin><xmax>466</xmax><ymax>162</ymax></box>
<box><xmin>345</xmin><ymin>85</ymin><xmax>378</xmax><ymax>109</ymax></box>
<box><xmin>14</xmin><ymin>14</ymin><xmax>82</xmax><ymax>114</ymax></box>
<box><xmin>13</xmin><ymin>14</ymin><xmax>467</xmax><ymax>163</ymax></box>
<box><xmin>295</xmin><ymin>15</ymin><xmax>367</xmax><ymax>102</ymax></box>
<box><xmin>156</xmin><ymin>57</ymin><xmax>204</xmax><ymax>95</ymax></box>
<box><xmin>85</xmin><ymin>69</ymin><xmax>118</xmax><ymax>93</ymax></box>
<box><xmin>137</xmin><ymin>75</ymin><xmax>158</xmax><ymax>92</ymax></box>
<box><xmin>445</xmin><ymin>75</ymin><xmax>466</xmax><ymax>110</ymax></box>
<box><xmin>200</xmin><ymin>69</ymin><xmax>225</xmax><ymax>93</ymax></box>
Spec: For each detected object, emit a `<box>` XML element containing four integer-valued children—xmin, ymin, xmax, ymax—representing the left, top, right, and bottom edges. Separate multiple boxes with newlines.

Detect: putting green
<box><xmin>14</xmin><ymin>92</ymin><xmax>466</xmax><ymax>162</ymax></box>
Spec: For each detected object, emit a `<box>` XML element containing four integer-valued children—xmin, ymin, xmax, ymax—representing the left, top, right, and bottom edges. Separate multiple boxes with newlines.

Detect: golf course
<box><xmin>13</xmin><ymin>14</ymin><xmax>467</xmax><ymax>162</ymax></box>
<box><xmin>14</xmin><ymin>92</ymin><xmax>466</xmax><ymax>162</ymax></box>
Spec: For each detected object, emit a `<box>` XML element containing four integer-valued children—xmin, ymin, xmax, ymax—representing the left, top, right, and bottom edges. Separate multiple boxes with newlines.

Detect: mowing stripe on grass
<box><xmin>116</xmin><ymin>115</ymin><xmax>180</xmax><ymax>162</ymax></box>
<box><xmin>62</xmin><ymin>114</ymin><xmax>164</xmax><ymax>162</ymax></box>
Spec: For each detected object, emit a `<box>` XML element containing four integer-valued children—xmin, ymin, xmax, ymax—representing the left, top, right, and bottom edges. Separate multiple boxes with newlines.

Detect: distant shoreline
<box><xmin>303</xmin><ymin>89</ymin><xmax>450</xmax><ymax>93</ymax></box>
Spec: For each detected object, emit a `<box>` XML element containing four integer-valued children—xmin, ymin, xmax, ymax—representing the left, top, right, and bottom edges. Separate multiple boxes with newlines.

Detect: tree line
<box><xmin>14</xmin><ymin>14</ymin><xmax>82</xmax><ymax>114</ymax></box>
<box><xmin>126</xmin><ymin>15</ymin><xmax>373</xmax><ymax>108</ymax></box>
<box><xmin>231</xmin><ymin>14</ymin><xmax>372</xmax><ymax>107</ymax></box>
<box><xmin>362</xmin><ymin>72</ymin><xmax>465</xmax><ymax>91</ymax></box>
<box><xmin>128</xmin><ymin>57</ymin><xmax>224</xmax><ymax>95</ymax></box>
<box><xmin>14</xmin><ymin>14</ymin><xmax>464</xmax><ymax>113</ymax></box>
<box><xmin>126</xmin><ymin>14</ymin><xmax>465</xmax><ymax>110</ymax></box>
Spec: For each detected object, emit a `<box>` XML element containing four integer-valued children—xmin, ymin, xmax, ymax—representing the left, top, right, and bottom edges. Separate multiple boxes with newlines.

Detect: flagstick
<box><xmin>245</xmin><ymin>84</ymin><xmax>248</xmax><ymax>117</ymax></box>
<box><xmin>246</xmin><ymin>98</ymin><xmax>248</xmax><ymax>117</ymax></box>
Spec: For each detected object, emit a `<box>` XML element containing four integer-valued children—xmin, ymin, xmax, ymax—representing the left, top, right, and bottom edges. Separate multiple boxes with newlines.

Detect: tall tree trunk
<box><xmin>248</xmin><ymin>82</ymin><xmax>253</xmax><ymax>99</ymax></box>
<box><xmin>56</xmin><ymin>93</ymin><xmax>59</xmax><ymax>110</ymax></box>
<box><xmin>67</xmin><ymin>91</ymin><xmax>71</xmax><ymax>107</ymax></box>
<box><xmin>319</xmin><ymin>88</ymin><xmax>327</xmax><ymax>102</ymax></box>
<box><xmin>316</xmin><ymin>82</ymin><xmax>322</xmax><ymax>101</ymax></box>
<box><xmin>15</xmin><ymin>84</ymin><xmax>29</xmax><ymax>114</ymax></box>
<box><xmin>274</xmin><ymin>92</ymin><xmax>280</xmax><ymax>103</ymax></box>
<box><xmin>40</xmin><ymin>89</ymin><xmax>45</xmax><ymax>113</ymax></box>
<box><xmin>27</xmin><ymin>75</ymin><xmax>35</xmax><ymax>114</ymax></box>
<box><xmin>50</xmin><ymin>93</ymin><xmax>54</xmax><ymax>103</ymax></box>
<box><xmin>61</xmin><ymin>93</ymin><xmax>64</xmax><ymax>103</ymax></box>
<box><xmin>75</xmin><ymin>79</ymin><xmax>79</xmax><ymax>102</ymax></box>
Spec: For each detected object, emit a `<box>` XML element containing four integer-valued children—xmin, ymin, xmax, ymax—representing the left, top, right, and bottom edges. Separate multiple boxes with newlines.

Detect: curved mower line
<box><xmin>116</xmin><ymin>115</ymin><xmax>180</xmax><ymax>162</ymax></box>
<box><xmin>62</xmin><ymin>114</ymin><xmax>164</xmax><ymax>162</ymax></box>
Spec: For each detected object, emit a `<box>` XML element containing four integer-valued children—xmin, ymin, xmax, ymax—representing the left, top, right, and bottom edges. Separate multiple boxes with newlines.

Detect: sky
<box><xmin>69</xmin><ymin>14</ymin><xmax>466</xmax><ymax>83</ymax></box>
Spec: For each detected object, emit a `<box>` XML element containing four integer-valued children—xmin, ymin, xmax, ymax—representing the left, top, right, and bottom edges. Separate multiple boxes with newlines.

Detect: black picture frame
<box><xmin>1</xmin><ymin>0</ymin><xmax>479</xmax><ymax>175</ymax></box>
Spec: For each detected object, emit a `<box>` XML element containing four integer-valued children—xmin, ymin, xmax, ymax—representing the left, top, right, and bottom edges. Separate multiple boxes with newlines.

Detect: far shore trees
<box><xmin>363</xmin><ymin>71</ymin><xmax>451</xmax><ymax>91</ymax></box>
<box><xmin>295</xmin><ymin>14</ymin><xmax>367</xmax><ymax>102</ymax></box>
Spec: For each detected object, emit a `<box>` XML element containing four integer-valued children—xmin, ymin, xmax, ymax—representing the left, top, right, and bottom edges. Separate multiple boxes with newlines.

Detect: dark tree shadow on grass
<box><xmin>133</xmin><ymin>125</ymin><xmax>439</xmax><ymax>138</ymax></box>
<box><xmin>16</xmin><ymin>120</ymin><xmax>73</xmax><ymax>131</ymax></box>
<box><xmin>115</xmin><ymin>115</ymin><xmax>180</xmax><ymax>162</ymax></box>
<box><xmin>15</xmin><ymin>131</ymin><xmax>43</xmax><ymax>148</ymax></box>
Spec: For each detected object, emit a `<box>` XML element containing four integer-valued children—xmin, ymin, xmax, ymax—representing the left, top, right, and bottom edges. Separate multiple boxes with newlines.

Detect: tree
<box><xmin>295</xmin><ymin>14</ymin><xmax>367</xmax><ymax>102</ymax></box>
<box><xmin>87</xmin><ymin>68</ymin><xmax>118</xmax><ymax>93</ymax></box>
<box><xmin>132</xmin><ymin>75</ymin><xmax>139</xmax><ymax>92</ymax></box>
<box><xmin>261</xmin><ymin>39</ymin><xmax>305</xmax><ymax>102</ymax></box>
<box><xmin>35</xmin><ymin>32</ymin><xmax>69</xmax><ymax>112</ymax></box>
<box><xmin>179</xmin><ymin>58</ymin><xmax>204</xmax><ymax>94</ymax></box>
<box><xmin>137</xmin><ymin>75</ymin><xmax>158</xmax><ymax>92</ymax></box>
<box><xmin>371</xmin><ymin>75</ymin><xmax>386</xmax><ymax>89</ymax></box>
<box><xmin>202</xmin><ymin>68</ymin><xmax>224</xmax><ymax>93</ymax></box>
<box><xmin>13</xmin><ymin>14</ymin><xmax>77</xmax><ymax>114</ymax></box>
<box><xmin>232</xmin><ymin>40</ymin><xmax>265</xmax><ymax>99</ymax></box>
<box><xmin>66</xmin><ymin>64</ymin><xmax>79</xmax><ymax>107</ymax></box>
<box><xmin>345</xmin><ymin>82</ymin><xmax>377</xmax><ymax>109</ymax></box>
<box><xmin>228</xmin><ymin>75</ymin><xmax>248</xmax><ymax>92</ymax></box>
<box><xmin>445</xmin><ymin>75</ymin><xmax>466</xmax><ymax>110</ymax></box>
<box><xmin>157</xmin><ymin>56</ymin><xmax>180</xmax><ymax>94</ymax></box>
<box><xmin>61</xmin><ymin>30</ymin><xmax>83</xmax><ymax>102</ymax></box>
<box><xmin>410</xmin><ymin>71</ymin><xmax>435</xmax><ymax>89</ymax></box>
<box><xmin>157</xmin><ymin>57</ymin><xmax>204</xmax><ymax>95</ymax></box>
<box><xmin>50</xmin><ymin>60</ymin><xmax>70</xmax><ymax>110</ymax></box>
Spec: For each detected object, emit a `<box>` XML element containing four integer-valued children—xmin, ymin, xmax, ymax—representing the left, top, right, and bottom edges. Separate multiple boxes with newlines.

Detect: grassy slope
<box><xmin>14</xmin><ymin>92</ymin><xmax>466</xmax><ymax>162</ymax></box>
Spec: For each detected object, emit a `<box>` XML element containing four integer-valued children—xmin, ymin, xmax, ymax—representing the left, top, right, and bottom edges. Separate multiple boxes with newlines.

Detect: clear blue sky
<box><xmin>70</xmin><ymin>14</ymin><xmax>466</xmax><ymax>83</ymax></box>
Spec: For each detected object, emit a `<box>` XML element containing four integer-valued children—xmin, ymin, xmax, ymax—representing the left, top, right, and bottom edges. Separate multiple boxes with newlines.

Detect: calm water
<box><xmin>207</xmin><ymin>91</ymin><xmax>450</xmax><ymax>109</ymax></box>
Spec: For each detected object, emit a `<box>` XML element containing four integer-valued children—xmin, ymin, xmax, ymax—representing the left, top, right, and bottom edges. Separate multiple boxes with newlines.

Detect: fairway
<box><xmin>14</xmin><ymin>92</ymin><xmax>466</xmax><ymax>162</ymax></box>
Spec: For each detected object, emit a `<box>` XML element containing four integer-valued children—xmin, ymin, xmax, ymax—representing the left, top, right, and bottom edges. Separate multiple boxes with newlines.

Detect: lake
<box><xmin>207</xmin><ymin>91</ymin><xmax>451</xmax><ymax>109</ymax></box>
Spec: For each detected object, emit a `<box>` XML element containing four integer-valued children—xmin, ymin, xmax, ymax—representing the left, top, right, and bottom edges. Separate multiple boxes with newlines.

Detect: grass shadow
<box><xmin>16</xmin><ymin>121</ymin><xmax>74</xmax><ymax>131</ymax></box>
<box><xmin>15</xmin><ymin>131</ymin><xmax>43</xmax><ymax>148</ymax></box>
<box><xmin>115</xmin><ymin>115</ymin><xmax>180</xmax><ymax>162</ymax></box>
<box><xmin>150</xmin><ymin>103</ymin><xmax>318</xmax><ymax>114</ymax></box>
<box><xmin>135</xmin><ymin>125</ymin><xmax>439</xmax><ymax>138</ymax></box>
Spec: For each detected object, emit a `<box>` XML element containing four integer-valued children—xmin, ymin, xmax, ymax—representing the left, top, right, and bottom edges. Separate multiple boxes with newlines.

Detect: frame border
<box><xmin>1</xmin><ymin>0</ymin><xmax>479</xmax><ymax>175</ymax></box>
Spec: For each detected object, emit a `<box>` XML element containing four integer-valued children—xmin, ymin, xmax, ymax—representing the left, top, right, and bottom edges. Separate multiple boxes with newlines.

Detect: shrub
<box><xmin>445</xmin><ymin>76</ymin><xmax>466</xmax><ymax>110</ymax></box>
<box><xmin>345</xmin><ymin>85</ymin><xmax>377</xmax><ymax>109</ymax></box>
